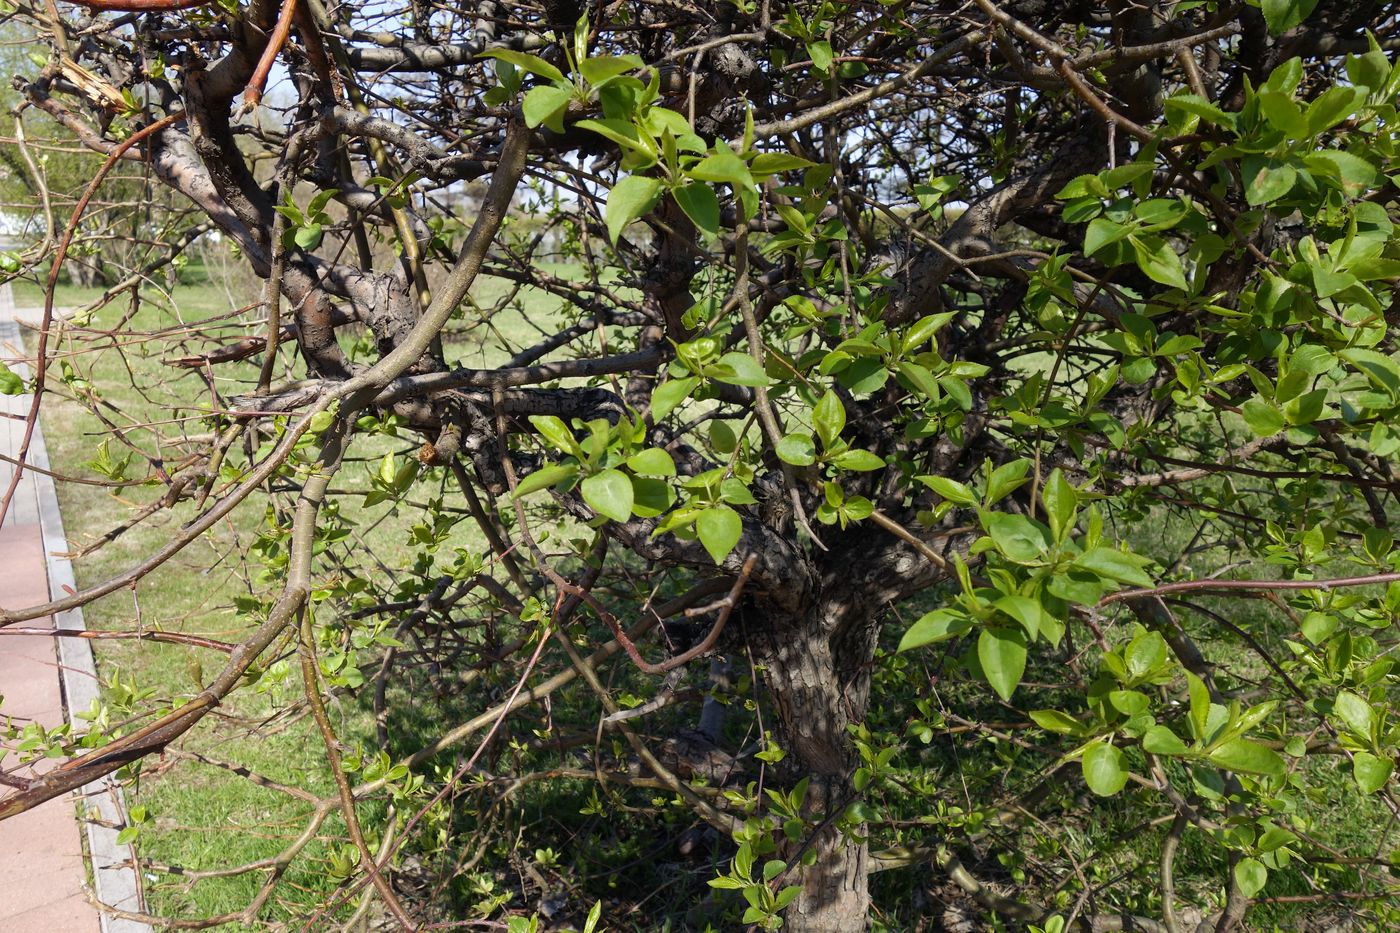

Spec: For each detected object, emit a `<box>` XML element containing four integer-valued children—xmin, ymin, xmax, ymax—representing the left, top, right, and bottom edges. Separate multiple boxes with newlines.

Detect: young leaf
<box><xmin>1041</xmin><ymin>468</ymin><xmax>1077</xmax><ymax>542</ymax></box>
<box><xmin>1243</xmin><ymin>156</ymin><xmax>1298</xmax><ymax>206</ymax></box>
<box><xmin>649</xmin><ymin>376</ymin><xmax>698</xmax><ymax>420</ymax></box>
<box><xmin>605</xmin><ymin>175</ymin><xmax>663</xmax><ymax>244</ymax></box>
<box><xmin>581</xmin><ymin>469</ymin><xmax>634</xmax><ymax>522</ymax></box>
<box><xmin>1234</xmin><ymin>858</ymin><xmax>1267</xmax><ymax>899</ymax></box>
<box><xmin>626</xmin><ymin>447</ymin><xmax>676</xmax><ymax>476</ymax></box>
<box><xmin>1261</xmin><ymin>0</ymin><xmax>1319</xmax><ymax>37</ymax></box>
<box><xmin>480</xmin><ymin>49</ymin><xmax>565</xmax><ymax>83</ymax></box>
<box><xmin>978</xmin><ymin>627</ymin><xmax>1027</xmax><ymax>701</ymax></box>
<box><xmin>0</xmin><ymin>363</ymin><xmax>22</xmax><ymax>395</ymax></box>
<box><xmin>813</xmin><ymin>390</ymin><xmax>845</xmax><ymax>448</ymax></box>
<box><xmin>1208</xmin><ymin>739</ymin><xmax>1286</xmax><ymax>776</ymax></box>
<box><xmin>898</xmin><ymin>609</ymin><xmax>971</xmax><ymax>652</ymax></box>
<box><xmin>1353</xmin><ymin>751</ymin><xmax>1393</xmax><ymax>794</ymax></box>
<box><xmin>513</xmin><ymin>463</ymin><xmax>577</xmax><ymax>498</ymax></box>
<box><xmin>522</xmin><ymin>85</ymin><xmax>572</xmax><ymax>130</ymax></box>
<box><xmin>776</xmin><ymin>433</ymin><xmax>817</xmax><ymax>466</ymax></box>
<box><xmin>672</xmin><ymin>183</ymin><xmax>720</xmax><ymax>238</ymax></box>
<box><xmin>1074</xmin><ymin>547</ymin><xmax>1154</xmax><ymax>587</ymax></box>
<box><xmin>1029</xmin><ymin>709</ymin><xmax>1085</xmax><ymax>735</ymax></box>
<box><xmin>1082</xmin><ymin>740</ymin><xmax>1128</xmax><ymax>796</ymax></box>
<box><xmin>696</xmin><ymin>505</ymin><xmax>742</xmax><ymax>564</ymax></box>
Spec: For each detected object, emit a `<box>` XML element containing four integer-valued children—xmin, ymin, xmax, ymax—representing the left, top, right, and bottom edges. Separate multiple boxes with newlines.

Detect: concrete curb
<box><xmin>1</xmin><ymin>287</ymin><xmax>152</xmax><ymax>933</ymax></box>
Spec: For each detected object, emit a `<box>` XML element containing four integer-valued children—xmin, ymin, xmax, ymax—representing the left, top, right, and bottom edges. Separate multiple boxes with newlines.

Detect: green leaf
<box><xmin>903</xmin><ymin>312</ymin><xmax>957</xmax><ymax>352</ymax></box>
<box><xmin>1142</xmin><ymin>725</ymin><xmax>1190</xmax><ymax>756</ymax></box>
<box><xmin>1187</xmin><ymin>673</ymin><xmax>1212</xmax><ymax>742</ymax></box>
<box><xmin>712</xmin><ymin>351</ymin><xmax>770</xmax><ymax>387</ymax></box>
<box><xmin>579</xmin><ymin>54</ymin><xmax>643</xmax><ymax>87</ymax></box>
<box><xmin>1257</xmin><ymin>89</ymin><xmax>1308</xmax><ymax>137</ymax></box>
<box><xmin>709</xmin><ymin>420</ymin><xmax>737</xmax><ymax>454</ymax></box>
<box><xmin>522</xmin><ymin>85</ymin><xmax>573</xmax><ymax>130</ymax></box>
<box><xmin>696</xmin><ymin>505</ymin><xmax>742</xmax><ymax>564</ymax></box>
<box><xmin>993</xmin><ymin>594</ymin><xmax>1042</xmax><ymax>639</ymax></box>
<box><xmin>0</xmin><ymin>364</ymin><xmax>22</xmax><ymax>395</ymax></box>
<box><xmin>813</xmin><ymin>390</ymin><xmax>845</xmax><ymax>448</ymax></box>
<box><xmin>1333</xmin><ymin>690</ymin><xmax>1375</xmax><ymax>737</ymax></box>
<box><xmin>982</xmin><ymin>512</ymin><xmax>1051</xmax><ymax>564</ymax></box>
<box><xmin>529</xmin><ymin>415</ymin><xmax>579</xmax><ymax>454</ymax></box>
<box><xmin>649</xmin><ymin>376</ymin><xmax>697</xmax><ymax>420</ymax></box>
<box><xmin>1041</xmin><ymin>468</ymin><xmax>1077</xmax><ymax>542</ymax></box>
<box><xmin>1305</xmin><ymin>150</ymin><xmax>1378</xmax><ymax>196</ymax></box>
<box><xmin>1165</xmin><ymin>93</ymin><xmax>1237</xmax><ymax>130</ymax></box>
<box><xmin>898</xmin><ymin>360</ymin><xmax>942</xmax><ymax>399</ymax></box>
<box><xmin>897</xmin><ymin>609</ymin><xmax>971</xmax><ymax>652</ymax></box>
<box><xmin>1208</xmin><ymin>738</ymin><xmax>1286</xmax><ymax>776</ymax></box>
<box><xmin>294</xmin><ymin>224</ymin><xmax>323</xmax><ymax>250</ymax></box>
<box><xmin>1243</xmin><ymin>156</ymin><xmax>1298</xmax><ymax>206</ymax></box>
<box><xmin>672</xmin><ymin>183</ymin><xmax>720</xmax><ymax>237</ymax></box>
<box><xmin>1029</xmin><ymin>709</ymin><xmax>1084</xmax><ymax>735</ymax></box>
<box><xmin>978</xmin><ymin>627</ymin><xmax>1027</xmax><ymax>701</ymax></box>
<box><xmin>917</xmin><ymin>475</ymin><xmax>976</xmax><ymax>505</ymax></box>
<box><xmin>513</xmin><ymin>463</ymin><xmax>577</xmax><ymax>497</ymax></box>
<box><xmin>1130</xmin><ymin>236</ymin><xmax>1189</xmax><ymax>291</ymax></box>
<box><xmin>1082</xmin><ymin>741</ymin><xmax>1128</xmax><ymax>796</ymax></box>
<box><xmin>806</xmin><ymin>40</ymin><xmax>833</xmax><ymax>72</ymax></box>
<box><xmin>776</xmin><ymin>433</ymin><xmax>817</xmax><ymax>466</ymax></box>
<box><xmin>581</xmin><ymin>469</ymin><xmax>634</xmax><ymax>523</ymax></box>
<box><xmin>631</xmin><ymin>476</ymin><xmax>676</xmax><ymax>518</ymax></box>
<box><xmin>1261</xmin><ymin>0</ymin><xmax>1319</xmax><ymax>37</ymax></box>
<box><xmin>1084</xmin><ymin>217</ymin><xmax>1131</xmax><ymax>257</ymax></box>
<box><xmin>575</xmin><ymin>118</ymin><xmax>647</xmax><ymax>152</ymax></box>
<box><xmin>1127</xmin><ymin>631</ymin><xmax>1167</xmax><ymax>678</ymax></box>
<box><xmin>1241</xmin><ymin>397</ymin><xmax>1286</xmax><ymax>437</ymax></box>
<box><xmin>985</xmin><ymin>460</ymin><xmax>1030</xmax><ymax>503</ymax></box>
<box><xmin>605</xmin><ymin>175</ymin><xmax>663</xmax><ymax>244</ymax></box>
<box><xmin>480</xmin><ymin>49</ymin><xmax>565</xmax><ymax>83</ymax></box>
<box><xmin>1074</xmin><ymin>547</ymin><xmax>1154</xmax><ymax>587</ymax></box>
<box><xmin>1234</xmin><ymin>858</ymin><xmax>1268</xmax><ymax>899</ymax></box>
<box><xmin>750</xmin><ymin>153</ymin><xmax>818</xmax><ymax>175</ymax></box>
<box><xmin>830</xmin><ymin>449</ymin><xmax>884</xmax><ymax>471</ymax></box>
<box><xmin>689</xmin><ymin>147</ymin><xmax>754</xmax><ymax>188</ymax></box>
<box><xmin>1307</xmin><ymin>85</ymin><xmax>1367</xmax><ymax>135</ymax></box>
<box><xmin>626</xmin><ymin>447</ymin><xmax>676</xmax><ymax>476</ymax></box>
<box><xmin>1353</xmin><ymin>751</ymin><xmax>1393</xmax><ymax>794</ymax></box>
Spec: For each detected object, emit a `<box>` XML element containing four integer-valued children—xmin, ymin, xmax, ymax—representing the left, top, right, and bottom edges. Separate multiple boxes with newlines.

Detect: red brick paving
<box><xmin>0</xmin><ymin>380</ymin><xmax>101</xmax><ymax>929</ymax></box>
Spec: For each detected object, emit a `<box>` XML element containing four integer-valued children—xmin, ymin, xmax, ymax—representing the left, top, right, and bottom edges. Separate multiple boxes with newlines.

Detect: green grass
<box><xmin>30</xmin><ymin>266</ymin><xmax>590</xmax><ymax>927</ymax></box>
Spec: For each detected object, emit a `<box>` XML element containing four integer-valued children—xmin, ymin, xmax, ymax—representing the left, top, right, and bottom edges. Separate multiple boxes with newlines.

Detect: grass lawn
<box><xmin>20</xmin><ymin>263</ymin><xmax>606</xmax><ymax>926</ymax></box>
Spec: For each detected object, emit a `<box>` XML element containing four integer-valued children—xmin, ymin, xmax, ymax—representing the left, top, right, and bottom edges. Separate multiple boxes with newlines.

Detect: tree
<box><xmin>4</xmin><ymin>0</ymin><xmax>1400</xmax><ymax>929</ymax></box>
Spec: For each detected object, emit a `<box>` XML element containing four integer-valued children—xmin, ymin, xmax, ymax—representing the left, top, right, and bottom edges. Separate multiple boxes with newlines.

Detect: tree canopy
<box><xmin>4</xmin><ymin>0</ymin><xmax>1400</xmax><ymax>930</ymax></box>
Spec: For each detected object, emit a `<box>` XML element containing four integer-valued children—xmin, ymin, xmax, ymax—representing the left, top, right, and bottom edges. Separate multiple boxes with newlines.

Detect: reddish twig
<box><xmin>0</xmin><ymin>627</ymin><xmax>235</xmax><ymax>652</ymax></box>
<box><xmin>1101</xmin><ymin>570</ymin><xmax>1400</xmax><ymax>606</ymax></box>
<box><xmin>65</xmin><ymin>0</ymin><xmax>210</xmax><ymax>9</ymax></box>
<box><xmin>242</xmin><ymin>0</ymin><xmax>300</xmax><ymax>113</ymax></box>
<box><xmin>0</xmin><ymin>110</ymin><xmax>184</xmax><ymax>530</ymax></box>
<box><xmin>554</xmin><ymin>554</ymin><xmax>757</xmax><ymax>674</ymax></box>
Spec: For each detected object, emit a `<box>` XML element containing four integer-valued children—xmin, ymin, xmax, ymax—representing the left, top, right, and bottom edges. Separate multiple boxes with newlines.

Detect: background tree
<box><xmin>3</xmin><ymin>1</ymin><xmax>1400</xmax><ymax>930</ymax></box>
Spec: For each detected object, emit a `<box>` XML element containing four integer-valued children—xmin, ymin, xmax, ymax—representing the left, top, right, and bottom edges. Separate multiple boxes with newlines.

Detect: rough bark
<box><xmin>751</xmin><ymin>588</ymin><xmax>883</xmax><ymax>931</ymax></box>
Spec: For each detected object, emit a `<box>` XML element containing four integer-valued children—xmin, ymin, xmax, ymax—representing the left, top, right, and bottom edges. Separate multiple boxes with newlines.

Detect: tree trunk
<box><xmin>753</xmin><ymin>592</ymin><xmax>879</xmax><ymax>932</ymax></box>
<box><xmin>67</xmin><ymin>254</ymin><xmax>108</xmax><ymax>288</ymax></box>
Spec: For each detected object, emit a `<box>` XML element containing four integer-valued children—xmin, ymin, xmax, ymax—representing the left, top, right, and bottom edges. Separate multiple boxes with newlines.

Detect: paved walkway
<box><xmin>0</xmin><ymin>287</ymin><xmax>148</xmax><ymax>932</ymax></box>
